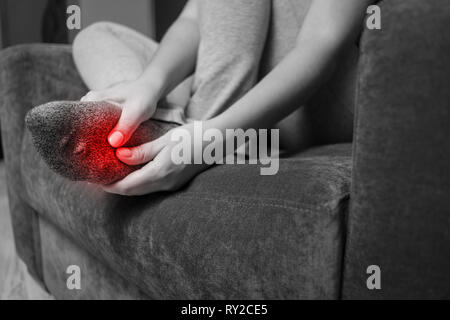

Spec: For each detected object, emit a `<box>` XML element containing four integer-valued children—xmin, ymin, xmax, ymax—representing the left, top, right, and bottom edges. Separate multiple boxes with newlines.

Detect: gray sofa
<box><xmin>1</xmin><ymin>0</ymin><xmax>449</xmax><ymax>299</ymax></box>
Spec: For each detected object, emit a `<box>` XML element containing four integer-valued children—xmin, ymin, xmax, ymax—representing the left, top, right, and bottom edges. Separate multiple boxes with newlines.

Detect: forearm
<box><xmin>139</xmin><ymin>1</ymin><xmax>200</xmax><ymax>99</ymax></box>
<box><xmin>210</xmin><ymin>40</ymin><xmax>338</xmax><ymax>132</ymax></box>
<box><xmin>209</xmin><ymin>0</ymin><xmax>371</xmax><ymax>132</ymax></box>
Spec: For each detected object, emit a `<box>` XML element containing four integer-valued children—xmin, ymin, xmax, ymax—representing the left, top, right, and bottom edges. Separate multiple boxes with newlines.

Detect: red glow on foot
<box><xmin>26</xmin><ymin>101</ymin><xmax>174</xmax><ymax>185</ymax></box>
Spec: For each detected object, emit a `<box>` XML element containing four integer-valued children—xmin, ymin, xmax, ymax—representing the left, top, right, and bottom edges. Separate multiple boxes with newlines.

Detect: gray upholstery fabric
<box><xmin>0</xmin><ymin>44</ymin><xmax>87</xmax><ymax>283</ymax></box>
<box><xmin>22</xmin><ymin>135</ymin><xmax>352</xmax><ymax>299</ymax></box>
<box><xmin>1</xmin><ymin>43</ymin><xmax>352</xmax><ymax>300</ymax></box>
<box><xmin>39</xmin><ymin>218</ymin><xmax>150</xmax><ymax>300</ymax></box>
<box><xmin>343</xmin><ymin>0</ymin><xmax>450</xmax><ymax>299</ymax></box>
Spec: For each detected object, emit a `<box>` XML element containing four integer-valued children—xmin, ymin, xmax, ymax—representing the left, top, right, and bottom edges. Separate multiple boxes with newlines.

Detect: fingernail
<box><xmin>108</xmin><ymin>131</ymin><xmax>124</xmax><ymax>147</ymax></box>
<box><xmin>117</xmin><ymin>148</ymin><xmax>132</xmax><ymax>158</ymax></box>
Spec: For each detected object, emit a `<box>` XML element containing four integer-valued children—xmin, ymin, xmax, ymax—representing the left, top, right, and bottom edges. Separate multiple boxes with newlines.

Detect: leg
<box><xmin>186</xmin><ymin>0</ymin><xmax>271</xmax><ymax>120</ymax></box>
<box><xmin>73</xmin><ymin>22</ymin><xmax>156</xmax><ymax>90</ymax></box>
<box><xmin>72</xmin><ymin>21</ymin><xmax>191</xmax><ymax>109</ymax></box>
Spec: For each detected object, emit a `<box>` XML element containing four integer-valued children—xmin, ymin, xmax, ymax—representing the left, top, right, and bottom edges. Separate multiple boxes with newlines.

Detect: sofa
<box><xmin>1</xmin><ymin>0</ymin><xmax>449</xmax><ymax>299</ymax></box>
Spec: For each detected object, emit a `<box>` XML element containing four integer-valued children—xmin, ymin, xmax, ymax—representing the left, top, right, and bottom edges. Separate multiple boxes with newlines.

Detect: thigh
<box><xmin>72</xmin><ymin>22</ymin><xmax>157</xmax><ymax>91</ymax></box>
<box><xmin>186</xmin><ymin>0</ymin><xmax>271</xmax><ymax>120</ymax></box>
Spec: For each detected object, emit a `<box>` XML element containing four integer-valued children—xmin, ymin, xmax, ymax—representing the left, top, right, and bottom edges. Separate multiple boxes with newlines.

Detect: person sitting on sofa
<box><xmin>74</xmin><ymin>0</ymin><xmax>374</xmax><ymax>196</ymax></box>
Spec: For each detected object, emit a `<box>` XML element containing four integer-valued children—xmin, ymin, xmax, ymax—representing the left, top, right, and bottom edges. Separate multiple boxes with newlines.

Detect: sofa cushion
<box><xmin>21</xmin><ymin>126</ymin><xmax>352</xmax><ymax>299</ymax></box>
<box><xmin>39</xmin><ymin>218</ymin><xmax>150</xmax><ymax>300</ymax></box>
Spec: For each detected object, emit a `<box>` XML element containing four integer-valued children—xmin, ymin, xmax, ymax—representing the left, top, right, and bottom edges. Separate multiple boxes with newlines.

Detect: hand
<box><xmin>102</xmin><ymin>124</ymin><xmax>210</xmax><ymax>195</ymax></box>
<box><xmin>81</xmin><ymin>78</ymin><xmax>162</xmax><ymax>147</ymax></box>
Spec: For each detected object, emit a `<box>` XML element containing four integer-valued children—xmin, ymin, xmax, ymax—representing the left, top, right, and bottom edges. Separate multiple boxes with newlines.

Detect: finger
<box><xmin>101</xmin><ymin>163</ymin><xmax>160</xmax><ymax>195</ymax></box>
<box><xmin>81</xmin><ymin>87</ymin><xmax>124</xmax><ymax>102</ymax></box>
<box><xmin>80</xmin><ymin>90</ymin><xmax>105</xmax><ymax>102</ymax></box>
<box><xmin>116</xmin><ymin>138</ymin><xmax>166</xmax><ymax>165</ymax></box>
<box><xmin>108</xmin><ymin>107</ymin><xmax>146</xmax><ymax>147</ymax></box>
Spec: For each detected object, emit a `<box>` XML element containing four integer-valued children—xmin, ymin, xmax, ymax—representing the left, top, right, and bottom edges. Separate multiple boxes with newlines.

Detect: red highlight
<box><xmin>25</xmin><ymin>101</ymin><xmax>175</xmax><ymax>185</ymax></box>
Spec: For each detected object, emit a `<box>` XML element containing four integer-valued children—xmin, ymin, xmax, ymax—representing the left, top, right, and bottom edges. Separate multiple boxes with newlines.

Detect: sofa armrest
<box><xmin>0</xmin><ymin>44</ymin><xmax>87</xmax><ymax>283</ymax></box>
<box><xmin>343</xmin><ymin>0</ymin><xmax>450</xmax><ymax>299</ymax></box>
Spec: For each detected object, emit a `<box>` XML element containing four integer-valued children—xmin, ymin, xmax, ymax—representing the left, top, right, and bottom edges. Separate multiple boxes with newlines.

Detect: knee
<box><xmin>73</xmin><ymin>21</ymin><xmax>116</xmax><ymax>52</ymax></box>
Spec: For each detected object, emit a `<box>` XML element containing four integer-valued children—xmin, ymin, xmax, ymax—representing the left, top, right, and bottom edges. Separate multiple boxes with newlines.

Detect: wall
<box><xmin>154</xmin><ymin>0</ymin><xmax>186</xmax><ymax>40</ymax></box>
<box><xmin>1</xmin><ymin>0</ymin><xmax>159</xmax><ymax>45</ymax></box>
<box><xmin>77</xmin><ymin>0</ymin><xmax>155</xmax><ymax>40</ymax></box>
<box><xmin>0</xmin><ymin>0</ymin><xmax>48</xmax><ymax>46</ymax></box>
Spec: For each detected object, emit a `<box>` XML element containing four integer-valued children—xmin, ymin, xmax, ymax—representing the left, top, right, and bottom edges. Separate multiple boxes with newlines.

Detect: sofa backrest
<box><xmin>343</xmin><ymin>0</ymin><xmax>450</xmax><ymax>299</ymax></box>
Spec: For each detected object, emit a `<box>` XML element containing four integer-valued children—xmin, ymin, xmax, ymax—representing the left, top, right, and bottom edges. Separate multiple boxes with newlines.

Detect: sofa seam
<box><xmin>171</xmin><ymin>193</ymin><xmax>350</xmax><ymax>214</ymax></box>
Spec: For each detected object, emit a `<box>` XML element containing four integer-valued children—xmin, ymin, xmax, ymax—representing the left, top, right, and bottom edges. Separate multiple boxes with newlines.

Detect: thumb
<box><xmin>108</xmin><ymin>107</ymin><xmax>145</xmax><ymax>148</ymax></box>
